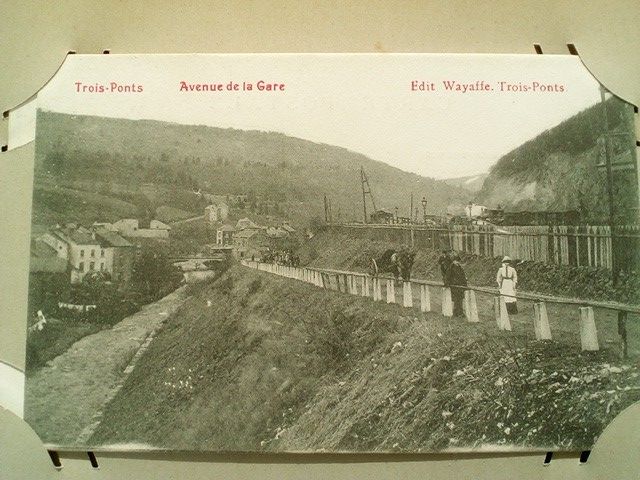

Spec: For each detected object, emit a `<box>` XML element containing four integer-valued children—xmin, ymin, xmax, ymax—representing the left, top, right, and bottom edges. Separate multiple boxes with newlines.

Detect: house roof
<box><xmin>236</xmin><ymin>218</ymin><xmax>263</xmax><ymax>230</ymax></box>
<box><xmin>234</xmin><ymin>229</ymin><xmax>259</xmax><ymax>239</ymax></box>
<box><xmin>150</xmin><ymin>220</ymin><xmax>171</xmax><ymax>229</ymax></box>
<box><xmin>52</xmin><ymin>228</ymin><xmax>101</xmax><ymax>246</ymax></box>
<box><xmin>95</xmin><ymin>229</ymin><xmax>134</xmax><ymax>247</ymax></box>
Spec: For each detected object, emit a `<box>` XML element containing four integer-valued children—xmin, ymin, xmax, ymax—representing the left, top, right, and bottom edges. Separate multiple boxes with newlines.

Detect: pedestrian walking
<box><xmin>445</xmin><ymin>253</ymin><xmax>467</xmax><ymax>317</ymax></box>
<box><xmin>497</xmin><ymin>256</ymin><xmax>518</xmax><ymax>314</ymax></box>
<box><xmin>438</xmin><ymin>249</ymin><xmax>452</xmax><ymax>282</ymax></box>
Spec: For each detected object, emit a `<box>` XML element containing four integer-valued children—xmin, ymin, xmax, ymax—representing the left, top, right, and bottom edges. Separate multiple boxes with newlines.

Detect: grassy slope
<box><xmin>89</xmin><ymin>265</ymin><xmax>639</xmax><ymax>452</ymax></box>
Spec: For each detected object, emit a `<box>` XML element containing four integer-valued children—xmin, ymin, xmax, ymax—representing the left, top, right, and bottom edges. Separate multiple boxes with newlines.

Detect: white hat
<box><xmin>502</xmin><ymin>256</ymin><xmax>512</xmax><ymax>262</ymax></box>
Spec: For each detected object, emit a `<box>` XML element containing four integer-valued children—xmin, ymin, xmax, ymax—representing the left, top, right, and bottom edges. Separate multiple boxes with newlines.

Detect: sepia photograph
<box><xmin>23</xmin><ymin>54</ymin><xmax>639</xmax><ymax>452</ymax></box>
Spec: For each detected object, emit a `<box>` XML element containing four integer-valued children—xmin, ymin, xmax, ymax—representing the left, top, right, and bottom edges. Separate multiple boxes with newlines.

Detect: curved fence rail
<box><xmin>240</xmin><ymin>260</ymin><xmax>635</xmax><ymax>358</ymax></box>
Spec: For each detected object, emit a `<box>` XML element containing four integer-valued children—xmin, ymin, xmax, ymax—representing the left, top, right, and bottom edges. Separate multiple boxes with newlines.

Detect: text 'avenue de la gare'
<box><xmin>411</xmin><ymin>80</ymin><xmax>566</xmax><ymax>93</ymax></box>
<box><xmin>179</xmin><ymin>81</ymin><xmax>286</xmax><ymax>92</ymax></box>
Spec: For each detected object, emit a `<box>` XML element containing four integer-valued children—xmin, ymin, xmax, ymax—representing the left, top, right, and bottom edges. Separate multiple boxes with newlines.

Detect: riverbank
<box><xmin>24</xmin><ymin>285</ymin><xmax>188</xmax><ymax>447</ymax></box>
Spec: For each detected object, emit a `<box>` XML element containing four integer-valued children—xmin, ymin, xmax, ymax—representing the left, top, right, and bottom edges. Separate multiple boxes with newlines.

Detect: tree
<box><xmin>131</xmin><ymin>248</ymin><xmax>183</xmax><ymax>300</ymax></box>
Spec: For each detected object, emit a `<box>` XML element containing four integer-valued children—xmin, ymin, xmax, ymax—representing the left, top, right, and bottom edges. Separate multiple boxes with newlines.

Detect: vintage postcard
<box><xmin>22</xmin><ymin>54</ymin><xmax>639</xmax><ymax>452</ymax></box>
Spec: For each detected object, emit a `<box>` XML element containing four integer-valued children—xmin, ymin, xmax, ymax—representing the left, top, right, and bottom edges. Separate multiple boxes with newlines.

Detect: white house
<box><xmin>216</xmin><ymin>224</ymin><xmax>235</xmax><ymax>245</ymax></box>
<box><xmin>465</xmin><ymin>203</ymin><xmax>488</xmax><ymax>219</ymax></box>
<box><xmin>40</xmin><ymin>226</ymin><xmax>136</xmax><ymax>284</ymax></box>
<box><xmin>205</xmin><ymin>202</ymin><xmax>230</xmax><ymax>222</ymax></box>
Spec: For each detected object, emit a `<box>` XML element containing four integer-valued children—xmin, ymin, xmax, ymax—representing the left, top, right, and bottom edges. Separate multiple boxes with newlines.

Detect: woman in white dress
<box><xmin>496</xmin><ymin>256</ymin><xmax>518</xmax><ymax>314</ymax></box>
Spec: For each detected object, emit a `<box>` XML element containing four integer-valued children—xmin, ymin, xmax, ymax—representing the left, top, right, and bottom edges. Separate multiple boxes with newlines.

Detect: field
<box><xmin>85</xmin><ymin>265</ymin><xmax>639</xmax><ymax>452</ymax></box>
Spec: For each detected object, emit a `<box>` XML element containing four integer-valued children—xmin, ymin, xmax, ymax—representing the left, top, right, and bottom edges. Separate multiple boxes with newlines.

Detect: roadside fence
<box><xmin>240</xmin><ymin>260</ymin><xmax>636</xmax><ymax>358</ymax></box>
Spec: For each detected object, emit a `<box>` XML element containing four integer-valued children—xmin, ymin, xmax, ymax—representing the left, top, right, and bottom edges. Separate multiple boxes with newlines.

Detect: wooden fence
<box><xmin>327</xmin><ymin>223</ymin><xmax>640</xmax><ymax>271</ymax></box>
<box><xmin>240</xmin><ymin>260</ymin><xmax>636</xmax><ymax>356</ymax></box>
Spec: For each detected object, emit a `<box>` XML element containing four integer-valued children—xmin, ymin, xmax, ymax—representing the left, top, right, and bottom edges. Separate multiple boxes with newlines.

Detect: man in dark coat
<box><xmin>444</xmin><ymin>254</ymin><xmax>467</xmax><ymax>317</ymax></box>
<box><xmin>438</xmin><ymin>250</ymin><xmax>452</xmax><ymax>282</ymax></box>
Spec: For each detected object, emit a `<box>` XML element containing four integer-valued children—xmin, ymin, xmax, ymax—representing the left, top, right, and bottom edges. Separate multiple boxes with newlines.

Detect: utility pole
<box><xmin>324</xmin><ymin>194</ymin><xmax>329</xmax><ymax>223</ymax></box>
<box><xmin>599</xmin><ymin>85</ymin><xmax>618</xmax><ymax>283</ymax></box>
<box><xmin>410</xmin><ymin>193</ymin><xmax>414</xmax><ymax>224</ymax></box>
<box><xmin>360</xmin><ymin>166</ymin><xmax>377</xmax><ymax>224</ymax></box>
<box><xmin>410</xmin><ymin>193</ymin><xmax>415</xmax><ymax>247</ymax></box>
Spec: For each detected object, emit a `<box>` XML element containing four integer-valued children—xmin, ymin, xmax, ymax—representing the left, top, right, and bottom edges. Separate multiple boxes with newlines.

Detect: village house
<box><xmin>205</xmin><ymin>202</ymin><xmax>230</xmax><ymax>222</ymax></box>
<box><xmin>465</xmin><ymin>203</ymin><xmax>488</xmax><ymax>219</ymax></box>
<box><xmin>233</xmin><ymin>229</ymin><xmax>269</xmax><ymax>260</ymax></box>
<box><xmin>93</xmin><ymin>228</ymin><xmax>137</xmax><ymax>285</ymax></box>
<box><xmin>216</xmin><ymin>224</ymin><xmax>235</xmax><ymax>245</ymax></box>
<box><xmin>235</xmin><ymin>217</ymin><xmax>263</xmax><ymax>232</ymax></box>
<box><xmin>39</xmin><ymin>225</ymin><xmax>136</xmax><ymax>285</ymax></box>
<box><xmin>111</xmin><ymin>218</ymin><xmax>171</xmax><ymax>239</ymax></box>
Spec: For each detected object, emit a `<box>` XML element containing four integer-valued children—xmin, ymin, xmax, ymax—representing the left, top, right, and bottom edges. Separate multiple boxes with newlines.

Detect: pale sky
<box><xmin>38</xmin><ymin>54</ymin><xmax>602</xmax><ymax>179</ymax></box>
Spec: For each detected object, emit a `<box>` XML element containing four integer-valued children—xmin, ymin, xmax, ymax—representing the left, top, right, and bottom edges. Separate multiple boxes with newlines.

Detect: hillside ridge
<box><xmin>35</xmin><ymin>110</ymin><xmax>471</xmax><ymax>225</ymax></box>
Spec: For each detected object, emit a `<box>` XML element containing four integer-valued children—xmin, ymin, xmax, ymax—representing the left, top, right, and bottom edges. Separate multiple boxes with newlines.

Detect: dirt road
<box><xmin>23</xmin><ymin>286</ymin><xmax>188</xmax><ymax>447</ymax></box>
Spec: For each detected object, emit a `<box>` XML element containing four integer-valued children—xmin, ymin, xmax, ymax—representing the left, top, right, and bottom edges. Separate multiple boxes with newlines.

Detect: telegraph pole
<box><xmin>599</xmin><ymin>85</ymin><xmax>618</xmax><ymax>283</ymax></box>
<box><xmin>361</xmin><ymin>167</ymin><xmax>368</xmax><ymax>223</ymax></box>
<box><xmin>410</xmin><ymin>193</ymin><xmax>414</xmax><ymax>223</ymax></box>
<box><xmin>324</xmin><ymin>194</ymin><xmax>328</xmax><ymax>223</ymax></box>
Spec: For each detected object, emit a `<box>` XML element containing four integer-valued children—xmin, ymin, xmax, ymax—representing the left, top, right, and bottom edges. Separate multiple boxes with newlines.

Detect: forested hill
<box><xmin>35</xmin><ymin>111</ymin><xmax>469</xmax><ymax>225</ymax></box>
<box><xmin>476</xmin><ymin>97</ymin><xmax>637</xmax><ymax>223</ymax></box>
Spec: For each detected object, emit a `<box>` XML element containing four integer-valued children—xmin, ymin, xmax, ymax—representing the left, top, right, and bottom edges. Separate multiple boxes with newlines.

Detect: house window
<box><xmin>79</xmin><ymin>262</ymin><xmax>84</xmax><ymax>272</ymax></box>
<box><xmin>80</xmin><ymin>249</ymin><xmax>85</xmax><ymax>257</ymax></box>
<box><xmin>89</xmin><ymin>262</ymin><xmax>95</xmax><ymax>271</ymax></box>
<box><xmin>100</xmin><ymin>262</ymin><xmax>105</xmax><ymax>271</ymax></box>
<box><xmin>91</xmin><ymin>249</ymin><xmax>95</xmax><ymax>257</ymax></box>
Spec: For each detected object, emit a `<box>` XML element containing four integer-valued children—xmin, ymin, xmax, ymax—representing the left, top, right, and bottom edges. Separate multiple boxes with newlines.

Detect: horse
<box><xmin>370</xmin><ymin>248</ymin><xmax>416</xmax><ymax>281</ymax></box>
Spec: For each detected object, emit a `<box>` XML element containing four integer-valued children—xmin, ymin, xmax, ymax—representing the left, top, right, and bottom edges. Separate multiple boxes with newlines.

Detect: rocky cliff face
<box><xmin>475</xmin><ymin>97</ymin><xmax>637</xmax><ymax>223</ymax></box>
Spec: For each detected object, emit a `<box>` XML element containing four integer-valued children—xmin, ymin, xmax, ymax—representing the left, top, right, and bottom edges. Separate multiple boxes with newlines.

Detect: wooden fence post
<box><xmin>494</xmin><ymin>296</ymin><xmax>511</xmax><ymax>331</ymax></box>
<box><xmin>420</xmin><ymin>284</ymin><xmax>431</xmax><ymax>312</ymax></box>
<box><xmin>374</xmin><ymin>278</ymin><xmax>383</xmax><ymax>301</ymax></box>
<box><xmin>386</xmin><ymin>280</ymin><xmax>395</xmax><ymax>304</ymax></box>
<box><xmin>579</xmin><ymin>307</ymin><xmax>599</xmax><ymax>351</ymax></box>
<box><xmin>362</xmin><ymin>276</ymin><xmax>370</xmax><ymax>297</ymax></box>
<box><xmin>403</xmin><ymin>282</ymin><xmax>413</xmax><ymax>308</ymax></box>
<box><xmin>533</xmin><ymin>302</ymin><xmax>552</xmax><ymax>340</ymax></box>
<box><xmin>442</xmin><ymin>287</ymin><xmax>453</xmax><ymax>317</ymax></box>
<box><xmin>464</xmin><ymin>290</ymin><xmax>479</xmax><ymax>323</ymax></box>
<box><xmin>618</xmin><ymin>311</ymin><xmax>628</xmax><ymax>359</ymax></box>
